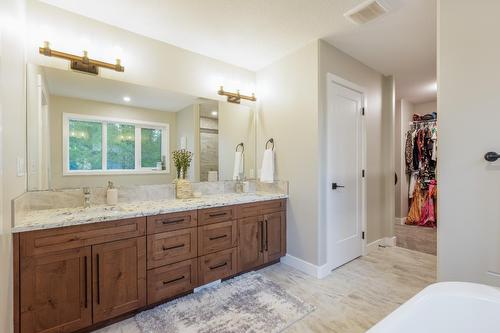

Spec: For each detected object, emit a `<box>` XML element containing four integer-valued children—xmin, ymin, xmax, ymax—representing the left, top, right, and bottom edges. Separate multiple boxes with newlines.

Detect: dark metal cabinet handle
<box><xmin>96</xmin><ymin>254</ymin><xmax>100</xmax><ymax>305</ymax></box>
<box><xmin>264</xmin><ymin>219</ymin><xmax>269</xmax><ymax>252</ymax></box>
<box><xmin>485</xmin><ymin>152</ymin><xmax>500</xmax><ymax>162</ymax></box>
<box><xmin>163</xmin><ymin>244</ymin><xmax>185</xmax><ymax>251</ymax></box>
<box><xmin>162</xmin><ymin>218</ymin><xmax>186</xmax><ymax>225</ymax></box>
<box><xmin>163</xmin><ymin>276</ymin><xmax>185</xmax><ymax>285</ymax></box>
<box><xmin>332</xmin><ymin>183</ymin><xmax>345</xmax><ymax>190</ymax></box>
<box><xmin>209</xmin><ymin>235</ymin><xmax>227</xmax><ymax>241</ymax></box>
<box><xmin>259</xmin><ymin>221</ymin><xmax>264</xmax><ymax>253</ymax></box>
<box><xmin>84</xmin><ymin>256</ymin><xmax>88</xmax><ymax>308</ymax></box>
<box><xmin>209</xmin><ymin>262</ymin><xmax>227</xmax><ymax>270</ymax></box>
<box><xmin>208</xmin><ymin>212</ymin><xmax>228</xmax><ymax>217</ymax></box>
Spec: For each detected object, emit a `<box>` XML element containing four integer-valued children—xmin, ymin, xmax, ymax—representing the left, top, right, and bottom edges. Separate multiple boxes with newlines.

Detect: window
<box><xmin>63</xmin><ymin>113</ymin><xmax>169</xmax><ymax>175</ymax></box>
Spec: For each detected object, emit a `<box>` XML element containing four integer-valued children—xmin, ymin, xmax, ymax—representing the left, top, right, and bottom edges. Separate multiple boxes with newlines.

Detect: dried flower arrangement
<box><xmin>172</xmin><ymin>149</ymin><xmax>193</xmax><ymax>179</ymax></box>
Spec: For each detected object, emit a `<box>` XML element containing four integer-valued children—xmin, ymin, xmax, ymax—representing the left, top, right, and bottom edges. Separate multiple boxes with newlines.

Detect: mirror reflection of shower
<box><xmin>199</xmin><ymin>101</ymin><xmax>219</xmax><ymax>182</ymax></box>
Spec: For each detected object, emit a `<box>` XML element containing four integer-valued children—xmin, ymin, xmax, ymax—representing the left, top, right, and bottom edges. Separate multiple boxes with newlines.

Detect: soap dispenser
<box><xmin>106</xmin><ymin>181</ymin><xmax>118</xmax><ymax>205</ymax></box>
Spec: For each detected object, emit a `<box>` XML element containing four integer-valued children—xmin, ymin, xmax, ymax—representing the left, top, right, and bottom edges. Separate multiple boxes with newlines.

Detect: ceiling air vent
<box><xmin>344</xmin><ymin>0</ymin><xmax>388</xmax><ymax>25</ymax></box>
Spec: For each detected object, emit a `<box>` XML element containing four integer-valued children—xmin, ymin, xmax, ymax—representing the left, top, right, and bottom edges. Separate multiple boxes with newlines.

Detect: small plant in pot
<box><xmin>172</xmin><ymin>149</ymin><xmax>193</xmax><ymax>198</ymax></box>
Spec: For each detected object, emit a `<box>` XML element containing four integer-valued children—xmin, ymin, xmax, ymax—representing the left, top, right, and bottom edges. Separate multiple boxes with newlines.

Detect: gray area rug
<box><xmin>135</xmin><ymin>272</ymin><xmax>315</xmax><ymax>333</ymax></box>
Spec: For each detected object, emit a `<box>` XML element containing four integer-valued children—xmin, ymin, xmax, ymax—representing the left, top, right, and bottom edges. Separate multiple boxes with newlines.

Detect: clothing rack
<box><xmin>409</xmin><ymin>119</ymin><xmax>437</xmax><ymax>126</ymax></box>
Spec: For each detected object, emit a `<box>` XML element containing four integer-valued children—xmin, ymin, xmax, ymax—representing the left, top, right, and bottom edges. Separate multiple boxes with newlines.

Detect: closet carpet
<box><xmin>93</xmin><ymin>247</ymin><xmax>436</xmax><ymax>333</ymax></box>
<box><xmin>395</xmin><ymin>223</ymin><xmax>437</xmax><ymax>255</ymax></box>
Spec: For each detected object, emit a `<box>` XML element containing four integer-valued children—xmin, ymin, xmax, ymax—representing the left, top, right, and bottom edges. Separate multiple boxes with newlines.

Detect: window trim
<box><xmin>62</xmin><ymin>113</ymin><xmax>170</xmax><ymax>176</ymax></box>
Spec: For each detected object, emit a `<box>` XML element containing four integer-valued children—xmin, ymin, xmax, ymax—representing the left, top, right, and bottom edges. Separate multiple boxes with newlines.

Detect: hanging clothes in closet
<box><xmin>405</xmin><ymin>113</ymin><xmax>437</xmax><ymax>227</ymax></box>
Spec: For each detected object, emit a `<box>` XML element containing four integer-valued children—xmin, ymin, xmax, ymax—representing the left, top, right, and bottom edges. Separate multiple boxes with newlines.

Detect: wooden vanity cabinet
<box><xmin>237</xmin><ymin>200</ymin><xmax>286</xmax><ymax>272</ymax></box>
<box><xmin>14</xmin><ymin>200</ymin><xmax>286</xmax><ymax>333</ymax></box>
<box><xmin>17</xmin><ymin>217</ymin><xmax>146</xmax><ymax>333</ymax></box>
<box><xmin>19</xmin><ymin>247</ymin><xmax>92</xmax><ymax>333</ymax></box>
<box><xmin>238</xmin><ymin>216</ymin><xmax>265</xmax><ymax>271</ymax></box>
<box><xmin>92</xmin><ymin>237</ymin><xmax>146</xmax><ymax>323</ymax></box>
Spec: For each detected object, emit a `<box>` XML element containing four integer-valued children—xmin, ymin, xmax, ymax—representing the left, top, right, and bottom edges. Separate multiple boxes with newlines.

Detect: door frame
<box><xmin>325</xmin><ymin>73</ymin><xmax>368</xmax><ymax>271</ymax></box>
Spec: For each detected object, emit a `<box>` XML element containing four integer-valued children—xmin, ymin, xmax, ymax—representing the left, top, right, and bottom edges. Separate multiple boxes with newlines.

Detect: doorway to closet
<box><xmin>326</xmin><ymin>74</ymin><xmax>366</xmax><ymax>270</ymax></box>
<box><xmin>395</xmin><ymin>100</ymin><xmax>437</xmax><ymax>255</ymax></box>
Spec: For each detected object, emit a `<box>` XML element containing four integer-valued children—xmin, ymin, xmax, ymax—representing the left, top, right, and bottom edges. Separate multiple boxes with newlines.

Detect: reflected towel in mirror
<box><xmin>233</xmin><ymin>151</ymin><xmax>244</xmax><ymax>180</ymax></box>
<box><xmin>260</xmin><ymin>149</ymin><xmax>274</xmax><ymax>183</ymax></box>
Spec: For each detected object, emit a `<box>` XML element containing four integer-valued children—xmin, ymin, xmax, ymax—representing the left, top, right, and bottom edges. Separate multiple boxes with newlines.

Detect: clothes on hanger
<box><xmin>404</xmin><ymin>118</ymin><xmax>437</xmax><ymax>227</ymax></box>
<box><xmin>420</xmin><ymin>180</ymin><xmax>437</xmax><ymax>227</ymax></box>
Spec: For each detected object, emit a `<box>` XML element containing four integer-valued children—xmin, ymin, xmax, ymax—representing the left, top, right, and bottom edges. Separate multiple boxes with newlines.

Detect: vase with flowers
<box><xmin>172</xmin><ymin>149</ymin><xmax>193</xmax><ymax>199</ymax></box>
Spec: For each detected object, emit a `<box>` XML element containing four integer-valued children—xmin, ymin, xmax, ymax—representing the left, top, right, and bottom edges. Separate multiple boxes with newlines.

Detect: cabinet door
<box><xmin>238</xmin><ymin>216</ymin><xmax>264</xmax><ymax>271</ymax></box>
<box><xmin>92</xmin><ymin>237</ymin><xmax>146</xmax><ymax>323</ymax></box>
<box><xmin>264</xmin><ymin>212</ymin><xmax>286</xmax><ymax>263</ymax></box>
<box><xmin>20</xmin><ymin>247</ymin><xmax>91</xmax><ymax>333</ymax></box>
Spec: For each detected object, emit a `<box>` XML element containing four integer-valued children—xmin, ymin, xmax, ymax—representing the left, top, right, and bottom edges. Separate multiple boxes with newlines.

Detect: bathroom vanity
<box><xmin>12</xmin><ymin>195</ymin><xmax>286</xmax><ymax>333</ymax></box>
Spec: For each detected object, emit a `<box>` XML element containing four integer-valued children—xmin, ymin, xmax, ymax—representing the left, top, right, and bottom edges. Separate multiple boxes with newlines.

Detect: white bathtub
<box><xmin>367</xmin><ymin>282</ymin><xmax>500</xmax><ymax>333</ymax></box>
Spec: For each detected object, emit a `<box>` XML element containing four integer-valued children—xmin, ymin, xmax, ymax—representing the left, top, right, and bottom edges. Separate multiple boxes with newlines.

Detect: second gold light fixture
<box><xmin>218</xmin><ymin>86</ymin><xmax>256</xmax><ymax>104</ymax></box>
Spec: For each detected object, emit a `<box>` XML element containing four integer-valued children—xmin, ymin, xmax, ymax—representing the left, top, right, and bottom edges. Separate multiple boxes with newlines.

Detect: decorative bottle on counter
<box><xmin>107</xmin><ymin>181</ymin><xmax>118</xmax><ymax>205</ymax></box>
<box><xmin>176</xmin><ymin>178</ymin><xmax>193</xmax><ymax>199</ymax></box>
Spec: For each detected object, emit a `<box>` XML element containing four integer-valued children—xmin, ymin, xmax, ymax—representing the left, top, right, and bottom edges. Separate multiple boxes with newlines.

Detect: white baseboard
<box><xmin>367</xmin><ymin>236</ymin><xmax>397</xmax><ymax>253</ymax></box>
<box><xmin>395</xmin><ymin>217</ymin><xmax>406</xmax><ymax>225</ymax></box>
<box><xmin>282</xmin><ymin>236</ymin><xmax>397</xmax><ymax>279</ymax></box>
<box><xmin>280</xmin><ymin>254</ymin><xmax>330</xmax><ymax>279</ymax></box>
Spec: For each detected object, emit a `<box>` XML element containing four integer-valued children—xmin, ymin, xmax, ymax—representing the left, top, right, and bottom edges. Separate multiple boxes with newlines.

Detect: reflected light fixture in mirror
<box><xmin>123</xmin><ymin>96</ymin><xmax>131</xmax><ymax>102</ymax></box>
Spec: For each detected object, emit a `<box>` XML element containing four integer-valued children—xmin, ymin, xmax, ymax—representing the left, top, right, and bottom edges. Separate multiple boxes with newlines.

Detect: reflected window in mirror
<box><xmin>63</xmin><ymin>113</ymin><xmax>169</xmax><ymax>175</ymax></box>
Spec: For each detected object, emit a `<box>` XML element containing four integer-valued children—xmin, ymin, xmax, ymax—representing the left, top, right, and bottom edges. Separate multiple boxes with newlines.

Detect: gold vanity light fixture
<box><xmin>217</xmin><ymin>86</ymin><xmax>256</xmax><ymax>104</ymax></box>
<box><xmin>39</xmin><ymin>41</ymin><xmax>124</xmax><ymax>75</ymax></box>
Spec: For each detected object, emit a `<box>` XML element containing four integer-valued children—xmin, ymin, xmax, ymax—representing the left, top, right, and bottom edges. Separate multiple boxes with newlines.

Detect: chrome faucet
<box><xmin>83</xmin><ymin>187</ymin><xmax>91</xmax><ymax>208</ymax></box>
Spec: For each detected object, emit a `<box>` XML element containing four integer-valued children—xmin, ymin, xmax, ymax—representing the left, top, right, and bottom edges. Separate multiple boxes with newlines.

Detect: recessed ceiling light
<box><xmin>123</xmin><ymin>96</ymin><xmax>131</xmax><ymax>102</ymax></box>
<box><xmin>211</xmin><ymin>111</ymin><xmax>218</xmax><ymax>116</ymax></box>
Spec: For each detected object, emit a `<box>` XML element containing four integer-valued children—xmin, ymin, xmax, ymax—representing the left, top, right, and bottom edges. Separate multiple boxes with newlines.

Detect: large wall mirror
<box><xmin>26</xmin><ymin>64</ymin><xmax>256</xmax><ymax>190</ymax></box>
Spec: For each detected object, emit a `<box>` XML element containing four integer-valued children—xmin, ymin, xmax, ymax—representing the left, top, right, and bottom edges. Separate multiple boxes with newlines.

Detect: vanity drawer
<box><xmin>147</xmin><ymin>258</ymin><xmax>197</xmax><ymax>305</ymax></box>
<box><xmin>20</xmin><ymin>217</ymin><xmax>146</xmax><ymax>257</ymax></box>
<box><xmin>147</xmin><ymin>210</ymin><xmax>197</xmax><ymax>234</ymax></box>
<box><xmin>198</xmin><ymin>248</ymin><xmax>237</xmax><ymax>285</ymax></box>
<box><xmin>237</xmin><ymin>199</ymin><xmax>286</xmax><ymax>219</ymax></box>
<box><xmin>147</xmin><ymin>228</ymin><xmax>197</xmax><ymax>269</ymax></box>
<box><xmin>198</xmin><ymin>220</ymin><xmax>238</xmax><ymax>256</ymax></box>
<box><xmin>198</xmin><ymin>206</ymin><xmax>236</xmax><ymax>226</ymax></box>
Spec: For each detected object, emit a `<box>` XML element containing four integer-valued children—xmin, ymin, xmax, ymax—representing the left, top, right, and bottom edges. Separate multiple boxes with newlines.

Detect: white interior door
<box><xmin>327</xmin><ymin>79</ymin><xmax>364</xmax><ymax>270</ymax></box>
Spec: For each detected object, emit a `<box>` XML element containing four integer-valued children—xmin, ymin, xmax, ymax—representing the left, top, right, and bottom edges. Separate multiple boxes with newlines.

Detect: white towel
<box><xmin>233</xmin><ymin>151</ymin><xmax>244</xmax><ymax>180</ymax></box>
<box><xmin>260</xmin><ymin>149</ymin><xmax>274</xmax><ymax>183</ymax></box>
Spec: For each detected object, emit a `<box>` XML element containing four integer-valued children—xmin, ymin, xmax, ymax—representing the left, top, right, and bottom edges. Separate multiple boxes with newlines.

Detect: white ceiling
<box><xmin>43</xmin><ymin>66</ymin><xmax>198</xmax><ymax>112</ymax></box>
<box><xmin>39</xmin><ymin>0</ymin><xmax>436</xmax><ymax>103</ymax></box>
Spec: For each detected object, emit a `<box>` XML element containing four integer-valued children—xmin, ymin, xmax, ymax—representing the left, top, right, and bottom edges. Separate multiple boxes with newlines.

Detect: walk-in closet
<box><xmin>395</xmin><ymin>100</ymin><xmax>437</xmax><ymax>255</ymax></box>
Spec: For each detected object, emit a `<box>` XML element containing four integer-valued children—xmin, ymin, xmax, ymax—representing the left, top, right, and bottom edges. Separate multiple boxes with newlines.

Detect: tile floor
<box><xmin>94</xmin><ymin>246</ymin><xmax>437</xmax><ymax>333</ymax></box>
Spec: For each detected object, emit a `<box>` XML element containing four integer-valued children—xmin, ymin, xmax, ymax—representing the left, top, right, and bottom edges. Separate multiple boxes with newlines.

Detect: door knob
<box><xmin>331</xmin><ymin>183</ymin><xmax>345</xmax><ymax>190</ymax></box>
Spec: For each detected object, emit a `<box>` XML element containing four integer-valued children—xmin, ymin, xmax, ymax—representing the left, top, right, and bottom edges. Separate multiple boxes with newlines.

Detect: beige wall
<box><xmin>49</xmin><ymin>96</ymin><xmax>177</xmax><ymax>188</ymax></box>
<box><xmin>176</xmin><ymin>104</ymin><xmax>199</xmax><ymax>181</ymax></box>
<box><xmin>318</xmin><ymin>40</ymin><xmax>394</xmax><ymax>250</ymax></box>
<box><xmin>26</xmin><ymin>0</ymin><xmax>255</xmax><ymax>103</ymax></box>
<box><xmin>218</xmin><ymin>102</ymin><xmax>256</xmax><ymax>181</ymax></box>
<box><xmin>0</xmin><ymin>0</ymin><xmax>26</xmax><ymax>331</ymax></box>
<box><xmin>438</xmin><ymin>0</ymin><xmax>500</xmax><ymax>286</ymax></box>
<box><xmin>256</xmin><ymin>40</ymin><xmax>393</xmax><ymax>266</ymax></box>
<box><xmin>414</xmin><ymin>100</ymin><xmax>437</xmax><ymax>116</ymax></box>
<box><xmin>257</xmin><ymin>41</ymin><xmax>320</xmax><ymax>264</ymax></box>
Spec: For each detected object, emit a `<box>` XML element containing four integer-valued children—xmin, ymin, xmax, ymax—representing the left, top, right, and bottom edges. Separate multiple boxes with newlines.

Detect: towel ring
<box><xmin>265</xmin><ymin>138</ymin><xmax>274</xmax><ymax>150</ymax></box>
<box><xmin>235</xmin><ymin>142</ymin><xmax>244</xmax><ymax>153</ymax></box>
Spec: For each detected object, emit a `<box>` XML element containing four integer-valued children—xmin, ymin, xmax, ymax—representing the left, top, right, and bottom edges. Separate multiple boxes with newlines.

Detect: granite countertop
<box><xmin>12</xmin><ymin>192</ymin><xmax>288</xmax><ymax>233</ymax></box>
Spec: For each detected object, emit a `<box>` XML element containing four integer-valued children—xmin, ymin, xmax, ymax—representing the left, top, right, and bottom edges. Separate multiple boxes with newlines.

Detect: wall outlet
<box><xmin>17</xmin><ymin>157</ymin><xmax>25</xmax><ymax>177</ymax></box>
